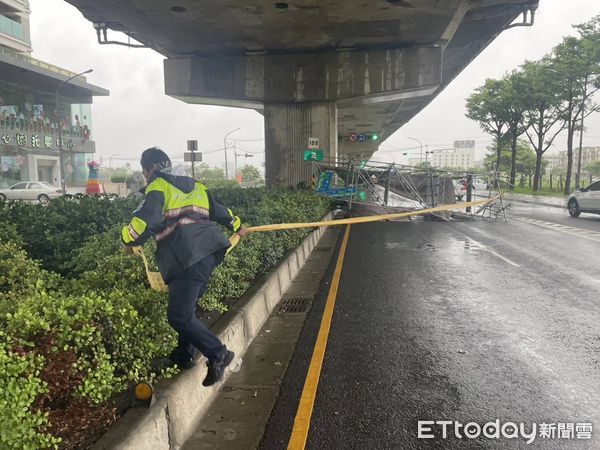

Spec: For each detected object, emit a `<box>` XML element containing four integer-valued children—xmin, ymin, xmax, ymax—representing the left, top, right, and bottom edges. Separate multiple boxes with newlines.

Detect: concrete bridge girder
<box><xmin>165</xmin><ymin>47</ymin><xmax>442</xmax><ymax>104</ymax></box>
<box><xmin>62</xmin><ymin>0</ymin><xmax>539</xmax><ymax>186</ymax></box>
<box><xmin>166</xmin><ymin>47</ymin><xmax>442</xmax><ymax>185</ymax></box>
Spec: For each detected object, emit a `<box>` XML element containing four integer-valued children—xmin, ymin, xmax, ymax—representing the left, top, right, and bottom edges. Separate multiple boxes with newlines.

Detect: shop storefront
<box><xmin>0</xmin><ymin>123</ymin><xmax>95</xmax><ymax>188</ymax></box>
<box><xmin>0</xmin><ymin>49</ymin><xmax>108</xmax><ymax>188</ymax></box>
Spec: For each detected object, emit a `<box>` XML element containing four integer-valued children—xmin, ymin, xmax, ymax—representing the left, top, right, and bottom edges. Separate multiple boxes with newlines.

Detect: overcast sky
<box><xmin>30</xmin><ymin>0</ymin><xmax>600</xmax><ymax>170</ymax></box>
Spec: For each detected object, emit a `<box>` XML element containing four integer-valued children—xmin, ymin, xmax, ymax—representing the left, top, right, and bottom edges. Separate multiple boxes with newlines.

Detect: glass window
<box><xmin>28</xmin><ymin>183</ymin><xmax>41</xmax><ymax>189</ymax></box>
<box><xmin>587</xmin><ymin>181</ymin><xmax>600</xmax><ymax>191</ymax></box>
<box><xmin>0</xmin><ymin>153</ymin><xmax>28</xmax><ymax>188</ymax></box>
<box><xmin>10</xmin><ymin>182</ymin><xmax>27</xmax><ymax>189</ymax></box>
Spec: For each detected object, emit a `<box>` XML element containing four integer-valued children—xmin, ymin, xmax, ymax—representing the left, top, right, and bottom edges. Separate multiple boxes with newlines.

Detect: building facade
<box><xmin>0</xmin><ymin>0</ymin><xmax>108</xmax><ymax>189</ymax></box>
<box><xmin>428</xmin><ymin>140</ymin><xmax>475</xmax><ymax>170</ymax></box>
<box><xmin>557</xmin><ymin>147</ymin><xmax>600</xmax><ymax>171</ymax></box>
<box><xmin>543</xmin><ymin>153</ymin><xmax>561</xmax><ymax>172</ymax></box>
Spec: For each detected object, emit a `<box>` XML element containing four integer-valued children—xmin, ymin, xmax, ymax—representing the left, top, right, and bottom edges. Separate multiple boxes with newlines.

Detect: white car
<box><xmin>472</xmin><ymin>178</ymin><xmax>488</xmax><ymax>191</ymax></box>
<box><xmin>567</xmin><ymin>181</ymin><xmax>600</xmax><ymax>217</ymax></box>
<box><xmin>0</xmin><ymin>181</ymin><xmax>63</xmax><ymax>203</ymax></box>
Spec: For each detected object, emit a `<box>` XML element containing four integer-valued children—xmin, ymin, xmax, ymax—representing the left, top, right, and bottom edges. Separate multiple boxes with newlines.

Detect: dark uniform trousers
<box><xmin>166</xmin><ymin>252</ymin><xmax>225</xmax><ymax>363</ymax></box>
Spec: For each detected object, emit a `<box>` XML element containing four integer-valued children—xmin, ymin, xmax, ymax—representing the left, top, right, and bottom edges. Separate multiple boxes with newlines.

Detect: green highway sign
<box><xmin>304</xmin><ymin>150</ymin><xmax>324</xmax><ymax>161</ymax></box>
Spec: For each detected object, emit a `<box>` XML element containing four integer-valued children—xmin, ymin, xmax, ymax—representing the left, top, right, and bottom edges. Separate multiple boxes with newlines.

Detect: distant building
<box><xmin>0</xmin><ymin>0</ymin><xmax>108</xmax><ymax>189</ymax></box>
<box><xmin>557</xmin><ymin>147</ymin><xmax>600</xmax><ymax>170</ymax></box>
<box><xmin>428</xmin><ymin>140</ymin><xmax>475</xmax><ymax>170</ymax></box>
<box><xmin>544</xmin><ymin>153</ymin><xmax>561</xmax><ymax>172</ymax></box>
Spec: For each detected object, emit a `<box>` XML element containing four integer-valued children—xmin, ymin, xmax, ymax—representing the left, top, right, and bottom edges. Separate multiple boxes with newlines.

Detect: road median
<box><xmin>92</xmin><ymin>212</ymin><xmax>334</xmax><ymax>450</ymax></box>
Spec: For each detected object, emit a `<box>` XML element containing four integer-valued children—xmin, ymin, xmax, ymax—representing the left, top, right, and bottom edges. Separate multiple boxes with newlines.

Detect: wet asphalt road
<box><xmin>261</xmin><ymin>203</ymin><xmax>600</xmax><ymax>449</ymax></box>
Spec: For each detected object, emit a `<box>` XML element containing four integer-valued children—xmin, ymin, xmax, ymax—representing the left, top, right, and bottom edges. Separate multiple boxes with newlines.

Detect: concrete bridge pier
<box><xmin>264</xmin><ymin>102</ymin><xmax>337</xmax><ymax>187</ymax></box>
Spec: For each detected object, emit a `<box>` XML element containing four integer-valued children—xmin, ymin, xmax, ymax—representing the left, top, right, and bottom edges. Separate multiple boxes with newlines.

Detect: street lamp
<box><xmin>223</xmin><ymin>127</ymin><xmax>241</xmax><ymax>179</ymax></box>
<box><xmin>407</xmin><ymin>137</ymin><xmax>423</xmax><ymax>163</ymax></box>
<box><xmin>56</xmin><ymin>69</ymin><xmax>93</xmax><ymax>194</ymax></box>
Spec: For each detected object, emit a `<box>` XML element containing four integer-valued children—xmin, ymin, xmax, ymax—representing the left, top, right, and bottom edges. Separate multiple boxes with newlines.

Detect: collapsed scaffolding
<box><xmin>310</xmin><ymin>157</ymin><xmax>508</xmax><ymax>222</ymax></box>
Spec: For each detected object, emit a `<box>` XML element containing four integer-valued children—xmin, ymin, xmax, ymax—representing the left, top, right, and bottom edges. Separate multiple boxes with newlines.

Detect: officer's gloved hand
<box><xmin>121</xmin><ymin>243</ymin><xmax>134</xmax><ymax>255</ymax></box>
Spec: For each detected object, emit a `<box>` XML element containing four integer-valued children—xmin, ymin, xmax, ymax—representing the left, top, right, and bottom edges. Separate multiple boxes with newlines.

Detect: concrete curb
<box><xmin>475</xmin><ymin>193</ymin><xmax>566</xmax><ymax>210</ymax></box>
<box><xmin>503</xmin><ymin>195</ymin><xmax>565</xmax><ymax>209</ymax></box>
<box><xmin>93</xmin><ymin>212</ymin><xmax>335</xmax><ymax>450</ymax></box>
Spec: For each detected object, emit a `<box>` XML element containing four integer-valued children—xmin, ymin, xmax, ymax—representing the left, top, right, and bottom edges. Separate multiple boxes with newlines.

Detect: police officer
<box><xmin>122</xmin><ymin>147</ymin><xmax>248</xmax><ymax>386</ymax></box>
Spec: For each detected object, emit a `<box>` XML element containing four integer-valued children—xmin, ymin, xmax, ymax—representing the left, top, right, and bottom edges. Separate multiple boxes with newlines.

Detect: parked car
<box><xmin>0</xmin><ymin>181</ymin><xmax>63</xmax><ymax>203</ymax></box>
<box><xmin>567</xmin><ymin>180</ymin><xmax>600</xmax><ymax>217</ymax></box>
<box><xmin>472</xmin><ymin>177</ymin><xmax>488</xmax><ymax>191</ymax></box>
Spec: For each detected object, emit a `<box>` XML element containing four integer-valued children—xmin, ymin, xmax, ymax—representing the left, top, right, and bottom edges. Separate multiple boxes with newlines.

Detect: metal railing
<box><xmin>0</xmin><ymin>119</ymin><xmax>90</xmax><ymax>140</ymax></box>
<box><xmin>0</xmin><ymin>46</ymin><xmax>84</xmax><ymax>80</ymax></box>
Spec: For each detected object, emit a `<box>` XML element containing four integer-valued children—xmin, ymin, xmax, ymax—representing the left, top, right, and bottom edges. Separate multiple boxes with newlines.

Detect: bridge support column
<box><xmin>265</xmin><ymin>102</ymin><xmax>337</xmax><ymax>188</ymax></box>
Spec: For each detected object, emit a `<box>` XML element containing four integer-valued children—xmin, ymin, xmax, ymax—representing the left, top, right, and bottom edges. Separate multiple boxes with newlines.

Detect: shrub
<box><xmin>0</xmin><ymin>186</ymin><xmax>331</xmax><ymax>447</ymax></box>
<box><xmin>0</xmin><ymin>335</ymin><xmax>59</xmax><ymax>450</ymax></box>
<box><xmin>4</xmin><ymin>195</ymin><xmax>140</xmax><ymax>275</ymax></box>
<box><xmin>0</xmin><ymin>242</ymin><xmax>61</xmax><ymax>318</ymax></box>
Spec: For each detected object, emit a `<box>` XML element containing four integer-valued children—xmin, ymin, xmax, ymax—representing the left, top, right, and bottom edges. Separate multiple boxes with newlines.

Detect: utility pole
<box><xmin>234</xmin><ymin>148</ymin><xmax>254</xmax><ymax>183</ymax></box>
<box><xmin>233</xmin><ymin>142</ymin><xmax>237</xmax><ymax>178</ymax></box>
<box><xmin>408</xmin><ymin>137</ymin><xmax>423</xmax><ymax>163</ymax></box>
<box><xmin>223</xmin><ymin>127</ymin><xmax>241</xmax><ymax>179</ymax></box>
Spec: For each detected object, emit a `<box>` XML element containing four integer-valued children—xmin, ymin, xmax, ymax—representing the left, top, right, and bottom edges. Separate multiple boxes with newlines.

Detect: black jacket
<box><xmin>122</xmin><ymin>172</ymin><xmax>241</xmax><ymax>281</ymax></box>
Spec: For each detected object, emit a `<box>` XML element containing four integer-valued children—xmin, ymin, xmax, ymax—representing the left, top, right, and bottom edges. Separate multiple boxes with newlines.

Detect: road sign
<box><xmin>187</xmin><ymin>140</ymin><xmax>198</xmax><ymax>151</ymax></box>
<box><xmin>308</xmin><ymin>137</ymin><xmax>320</xmax><ymax>149</ymax></box>
<box><xmin>304</xmin><ymin>150</ymin><xmax>324</xmax><ymax>161</ymax></box>
<box><xmin>184</xmin><ymin>152</ymin><xmax>202</xmax><ymax>162</ymax></box>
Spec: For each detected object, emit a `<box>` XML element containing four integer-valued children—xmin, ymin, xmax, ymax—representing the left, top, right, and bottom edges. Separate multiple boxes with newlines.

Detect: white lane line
<box><xmin>464</xmin><ymin>236</ymin><xmax>521</xmax><ymax>268</ymax></box>
<box><xmin>513</xmin><ymin>217</ymin><xmax>600</xmax><ymax>243</ymax></box>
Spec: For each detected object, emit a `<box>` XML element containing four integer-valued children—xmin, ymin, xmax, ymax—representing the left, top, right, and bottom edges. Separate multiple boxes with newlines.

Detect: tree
<box><xmin>503</xmin><ymin>71</ymin><xmax>528</xmax><ymax>190</ymax></box>
<box><xmin>519</xmin><ymin>59</ymin><xmax>565</xmax><ymax>191</ymax></box>
<box><xmin>466</xmin><ymin>79</ymin><xmax>509</xmax><ymax>170</ymax></box>
<box><xmin>484</xmin><ymin>139</ymin><xmax>540</xmax><ymax>185</ymax></box>
<box><xmin>192</xmin><ymin>163</ymin><xmax>240</xmax><ymax>188</ymax></box>
<box><xmin>573</xmin><ymin>15</ymin><xmax>600</xmax><ymax>188</ymax></box>
<box><xmin>586</xmin><ymin>160</ymin><xmax>600</xmax><ymax>178</ymax></box>
<box><xmin>552</xmin><ymin>30</ymin><xmax>600</xmax><ymax>194</ymax></box>
<box><xmin>238</xmin><ymin>164</ymin><xmax>263</xmax><ymax>183</ymax></box>
<box><xmin>99</xmin><ymin>166</ymin><xmax>131</xmax><ymax>183</ymax></box>
<box><xmin>195</xmin><ymin>163</ymin><xmax>225</xmax><ymax>182</ymax></box>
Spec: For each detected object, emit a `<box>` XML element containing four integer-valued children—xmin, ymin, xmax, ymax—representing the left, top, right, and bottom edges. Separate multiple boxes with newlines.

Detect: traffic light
<box><xmin>371</xmin><ymin>134</ymin><xmax>379</xmax><ymax>141</ymax></box>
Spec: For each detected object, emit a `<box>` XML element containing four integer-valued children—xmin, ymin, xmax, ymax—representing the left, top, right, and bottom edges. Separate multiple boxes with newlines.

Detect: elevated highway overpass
<box><xmin>64</xmin><ymin>0</ymin><xmax>538</xmax><ymax>186</ymax></box>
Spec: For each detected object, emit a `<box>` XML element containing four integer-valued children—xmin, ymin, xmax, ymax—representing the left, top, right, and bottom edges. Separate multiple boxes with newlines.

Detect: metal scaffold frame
<box><xmin>309</xmin><ymin>156</ymin><xmax>508</xmax><ymax>222</ymax></box>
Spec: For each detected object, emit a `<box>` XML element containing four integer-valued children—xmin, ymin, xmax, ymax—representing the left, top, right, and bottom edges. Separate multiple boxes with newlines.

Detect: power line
<box><xmin>234</xmin><ymin>142</ymin><xmax>264</xmax><ymax>154</ymax></box>
<box><xmin>230</xmin><ymin>138</ymin><xmax>265</xmax><ymax>142</ymax></box>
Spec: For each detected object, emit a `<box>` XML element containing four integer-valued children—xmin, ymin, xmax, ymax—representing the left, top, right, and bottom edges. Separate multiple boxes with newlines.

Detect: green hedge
<box><xmin>0</xmin><ymin>187</ymin><xmax>330</xmax><ymax>449</ymax></box>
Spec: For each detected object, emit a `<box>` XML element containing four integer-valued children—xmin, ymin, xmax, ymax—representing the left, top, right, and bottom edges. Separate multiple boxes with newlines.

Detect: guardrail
<box><xmin>0</xmin><ymin>47</ymin><xmax>84</xmax><ymax>80</ymax></box>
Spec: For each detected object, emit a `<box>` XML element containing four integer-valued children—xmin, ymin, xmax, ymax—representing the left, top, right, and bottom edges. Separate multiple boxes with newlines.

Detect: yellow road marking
<box><xmin>287</xmin><ymin>224</ymin><xmax>352</xmax><ymax>450</ymax></box>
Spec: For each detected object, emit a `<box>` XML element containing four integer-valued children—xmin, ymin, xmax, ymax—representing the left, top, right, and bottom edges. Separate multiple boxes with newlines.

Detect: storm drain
<box><xmin>278</xmin><ymin>297</ymin><xmax>311</xmax><ymax>314</ymax></box>
<box><xmin>314</xmin><ymin>246</ymin><xmax>332</xmax><ymax>253</ymax></box>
